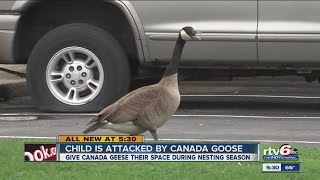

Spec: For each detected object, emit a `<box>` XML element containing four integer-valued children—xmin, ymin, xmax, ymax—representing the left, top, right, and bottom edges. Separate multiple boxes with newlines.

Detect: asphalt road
<box><xmin>0</xmin><ymin>76</ymin><xmax>320</xmax><ymax>146</ymax></box>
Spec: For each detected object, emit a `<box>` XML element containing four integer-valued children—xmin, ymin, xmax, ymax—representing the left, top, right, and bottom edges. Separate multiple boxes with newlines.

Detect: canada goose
<box><xmin>83</xmin><ymin>26</ymin><xmax>201</xmax><ymax>140</ymax></box>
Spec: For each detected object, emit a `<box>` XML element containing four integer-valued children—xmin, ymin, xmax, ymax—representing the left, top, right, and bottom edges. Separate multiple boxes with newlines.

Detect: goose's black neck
<box><xmin>163</xmin><ymin>36</ymin><xmax>186</xmax><ymax>77</ymax></box>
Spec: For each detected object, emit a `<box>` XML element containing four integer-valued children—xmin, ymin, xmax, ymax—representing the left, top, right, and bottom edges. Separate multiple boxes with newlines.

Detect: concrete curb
<box><xmin>0</xmin><ymin>81</ymin><xmax>29</xmax><ymax>100</ymax></box>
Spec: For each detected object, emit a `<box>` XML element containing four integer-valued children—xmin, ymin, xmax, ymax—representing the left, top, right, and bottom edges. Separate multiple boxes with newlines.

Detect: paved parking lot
<box><xmin>0</xmin><ymin>66</ymin><xmax>319</xmax><ymax>146</ymax></box>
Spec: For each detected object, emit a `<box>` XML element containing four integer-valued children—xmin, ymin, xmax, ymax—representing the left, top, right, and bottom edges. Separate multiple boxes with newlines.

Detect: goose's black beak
<box><xmin>192</xmin><ymin>30</ymin><xmax>202</xmax><ymax>40</ymax></box>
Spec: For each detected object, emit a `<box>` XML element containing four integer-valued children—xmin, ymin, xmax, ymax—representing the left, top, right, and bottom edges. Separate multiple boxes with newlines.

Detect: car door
<box><xmin>258</xmin><ymin>1</ymin><xmax>320</xmax><ymax>64</ymax></box>
<box><xmin>130</xmin><ymin>0</ymin><xmax>258</xmax><ymax>65</ymax></box>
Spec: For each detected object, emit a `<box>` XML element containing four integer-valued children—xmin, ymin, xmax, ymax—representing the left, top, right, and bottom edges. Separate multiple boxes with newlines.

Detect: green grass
<box><xmin>0</xmin><ymin>139</ymin><xmax>319</xmax><ymax>180</ymax></box>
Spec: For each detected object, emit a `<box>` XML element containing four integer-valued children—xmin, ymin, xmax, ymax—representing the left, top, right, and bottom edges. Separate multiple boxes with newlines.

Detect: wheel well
<box><xmin>14</xmin><ymin>0</ymin><xmax>139</xmax><ymax>71</ymax></box>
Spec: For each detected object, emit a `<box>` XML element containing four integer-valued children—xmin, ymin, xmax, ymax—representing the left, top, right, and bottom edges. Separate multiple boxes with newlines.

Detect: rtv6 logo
<box><xmin>264</xmin><ymin>144</ymin><xmax>298</xmax><ymax>156</ymax></box>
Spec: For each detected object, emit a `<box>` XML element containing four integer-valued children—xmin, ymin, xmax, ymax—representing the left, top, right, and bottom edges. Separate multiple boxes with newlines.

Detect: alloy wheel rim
<box><xmin>46</xmin><ymin>47</ymin><xmax>104</xmax><ymax>105</ymax></box>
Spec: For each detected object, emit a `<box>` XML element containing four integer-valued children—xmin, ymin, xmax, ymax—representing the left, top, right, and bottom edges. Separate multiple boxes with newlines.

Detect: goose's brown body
<box><xmin>83</xmin><ymin>74</ymin><xmax>180</xmax><ymax>139</ymax></box>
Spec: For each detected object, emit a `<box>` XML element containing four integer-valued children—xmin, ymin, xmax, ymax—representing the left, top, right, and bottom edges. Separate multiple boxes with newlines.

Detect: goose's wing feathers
<box><xmin>88</xmin><ymin>84</ymin><xmax>163</xmax><ymax>124</ymax></box>
<box><xmin>108</xmin><ymin>86</ymin><xmax>163</xmax><ymax>123</ymax></box>
<box><xmin>134</xmin><ymin>99</ymin><xmax>166</xmax><ymax>130</ymax></box>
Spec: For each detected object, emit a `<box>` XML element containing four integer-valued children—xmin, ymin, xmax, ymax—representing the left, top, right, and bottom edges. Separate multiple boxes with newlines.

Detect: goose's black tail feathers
<box><xmin>86</xmin><ymin>115</ymin><xmax>102</xmax><ymax>125</ymax></box>
<box><xmin>83</xmin><ymin>122</ymin><xmax>107</xmax><ymax>134</ymax></box>
<box><xmin>83</xmin><ymin>114</ymin><xmax>107</xmax><ymax>134</ymax></box>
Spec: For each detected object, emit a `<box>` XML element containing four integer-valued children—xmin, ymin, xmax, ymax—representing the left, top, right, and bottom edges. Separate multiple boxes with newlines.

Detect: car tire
<box><xmin>27</xmin><ymin>23</ymin><xmax>130</xmax><ymax>112</ymax></box>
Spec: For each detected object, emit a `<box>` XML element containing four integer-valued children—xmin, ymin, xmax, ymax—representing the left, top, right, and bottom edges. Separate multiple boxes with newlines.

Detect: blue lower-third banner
<box><xmin>58</xmin><ymin>143</ymin><xmax>260</xmax><ymax>162</ymax></box>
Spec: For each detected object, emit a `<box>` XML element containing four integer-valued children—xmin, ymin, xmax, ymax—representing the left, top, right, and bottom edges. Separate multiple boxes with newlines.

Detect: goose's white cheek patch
<box><xmin>180</xmin><ymin>30</ymin><xmax>192</xmax><ymax>41</ymax></box>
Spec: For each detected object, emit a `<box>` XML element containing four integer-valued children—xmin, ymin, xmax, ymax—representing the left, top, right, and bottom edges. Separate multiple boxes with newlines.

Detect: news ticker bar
<box><xmin>57</xmin><ymin>143</ymin><xmax>260</xmax><ymax>162</ymax></box>
<box><xmin>58</xmin><ymin>135</ymin><xmax>144</xmax><ymax>142</ymax></box>
<box><xmin>24</xmin><ymin>135</ymin><xmax>300</xmax><ymax>171</ymax></box>
<box><xmin>59</xmin><ymin>153</ymin><xmax>259</xmax><ymax>162</ymax></box>
<box><xmin>59</xmin><ymin>143</ymin><xmax>259</xmax><ymax>153</ymax></box>
<box><xmin>24</xmin><ymin>140</ymin><xmax>260</xmax><ymax>162</ymax></box>
<box><xmin>262</xmin><ymin>163</ymin><xmax>301</xmax><ymax>173</ymax></box>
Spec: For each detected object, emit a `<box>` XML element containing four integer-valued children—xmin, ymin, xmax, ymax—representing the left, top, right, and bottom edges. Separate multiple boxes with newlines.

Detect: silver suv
<box><xmin>1</xmin><ymin>0</ymin><xmax>320</xmax><ymax>112</ymax></box>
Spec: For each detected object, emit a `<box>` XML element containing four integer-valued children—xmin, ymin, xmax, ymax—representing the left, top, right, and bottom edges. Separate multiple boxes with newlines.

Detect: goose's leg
<box><xmin>149</xmin><ymin>130</ymin><xmax>158</xmax><ymax>141</ymax></box>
